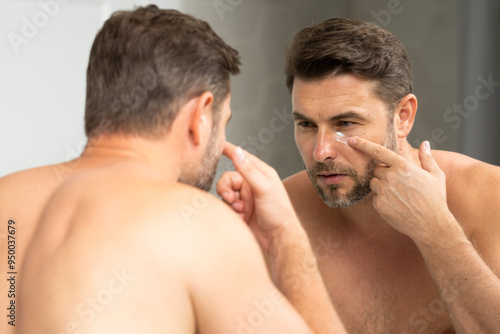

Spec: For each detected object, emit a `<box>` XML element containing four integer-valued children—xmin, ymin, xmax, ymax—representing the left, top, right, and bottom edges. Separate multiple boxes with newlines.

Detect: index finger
<box><xmin>223</xmin><ymin>141</ymin><xmax>239</xmax><ymax>158</ymax></box>
<box><xmin>223</xmin><ymin>142</ymin><xmax>273</xmax><ymax>175</ymax></box>
<box><xmin>347</xmin><ymin>136</ymin><xmax>399</xmax><ymax>166</ymax></box>
<box><xmin>222</xmin><ymin>141</ymin><xmax>279</xmax><ymax>186</ymax></box>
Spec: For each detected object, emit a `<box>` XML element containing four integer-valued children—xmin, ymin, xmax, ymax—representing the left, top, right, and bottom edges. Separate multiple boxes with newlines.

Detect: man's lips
<box><xmin>317</xmin><ymin>173</ymin><xmax>347</xmax><ymax>185</ymax></box>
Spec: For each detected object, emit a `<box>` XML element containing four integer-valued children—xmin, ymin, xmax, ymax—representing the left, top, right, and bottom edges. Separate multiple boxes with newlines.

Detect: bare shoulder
<box><xmin>47</xmin><ymin>165</ymin><xmax>266</xmax><ymax>273</ymax></box>
<box><xmin>433</xmin><ymin>150</ymin><xmax>500</xmax><ymax>236</ymax></box>
<box><xmin>433</xmin><ymin>150</ymin><xmax>500</xmax><ymax>200</ymax></box>
<box><xmin>283</xmin><ymin>170</ymin><xmax>309</xmax><ymax>191</ymax></box>
<box><xmin>283</xmin><ymin>170</ymin><xmax>317</xmax><ymax>204</ymax></box>
<box><xmin>21</xmin><ymin>167</ymin><xmax>272</xmax><ymax>329</ymax></box>
<box><xmin>0</xmin><ymin>164</ymin><xmax>65</xmax><ymax>249</ymax></box>
<box><xmin>283</xmin><ymin>170</ymin><xmax>326</xmax><ymax>208</ymax></box>
<box><xmin>146</xmin><ymin>183</ymin><xmax>266</xmax><ymax>269</ymax></box>
<box><xmin>129</xmin><ymin>184</ymin><xmax>280</xmax><ymax>332</ymax></box>
<box><xmin>144</xmin><ymin>183</ymin><xmax>259</xmax><ymax>246</ymax></box>
<box><xmin>0</xmin><ymin>164</ymin><xmax>62</xmax><ymax>197</ymax></box>
<box><xmin>283</xmin><ymin>170</ymin><xmax>335</xmax><ymax>231</ymax></box>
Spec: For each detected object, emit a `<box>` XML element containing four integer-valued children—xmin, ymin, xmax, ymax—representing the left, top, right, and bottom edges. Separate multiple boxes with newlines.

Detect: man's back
<box><xmin>0</xmin><ymin>163</ymin><xmax>77</xmax><ymax>334</ymax></box>
<box><xmin>16</xmin><ymin>161</ymin><xmax>193</xmax><ymax>333</ymax></box>
<box><xmin>15</xmin><ymin>158</ymin><xmax>317</xmax><ymax>333</ymax></box>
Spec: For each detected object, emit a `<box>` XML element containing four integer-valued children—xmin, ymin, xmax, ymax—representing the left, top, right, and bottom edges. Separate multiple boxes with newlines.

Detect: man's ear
<box><xmin>394</xmin><ymin>94</ymin><xmax>417</xmax><ymax>138</ymax></box>
<box><xmin>188</xmin><ymin>92</ymin><xmax>214</xmax><ymax>146</ymax></box>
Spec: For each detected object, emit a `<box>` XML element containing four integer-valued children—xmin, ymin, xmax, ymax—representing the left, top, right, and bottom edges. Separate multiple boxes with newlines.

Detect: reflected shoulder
<box><xmin>432</xmin><ymin>149</ymin><xmax>500</xmax><ymax>182</ymax></box>
<box><xmin>283</xmin><ymin>170</ymin><xmax>316</xmax><ymax>202</ymax></box>
<box><xmin>434</xmin><ymin>150</ymin><xmax>500</xmax><ymax>233</ymax></box>
<box><xmin>283</xmin><ymin>170</ymin><xmax>310</xmax><ymax>192</ymax></box>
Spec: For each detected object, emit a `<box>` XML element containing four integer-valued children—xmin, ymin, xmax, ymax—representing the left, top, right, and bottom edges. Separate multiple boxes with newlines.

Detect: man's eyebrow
<box><xmin>329</xmin><ymin>111</ymin><xmax>368</xmax><ymax>123</ymax></box>
<box><xmin>292</xmin><ymin>111</ymin><xmax>314</xmax><ymax>122</ymax></box>
<box><xmin>292</xmin><ymin>111</ymin><xmax>368</xmax><ymax>123</ymax></box>
<box><xmin>226</xmin><ymin>112</ymin><xmax>232</xmax><ymax>125</ymax></box>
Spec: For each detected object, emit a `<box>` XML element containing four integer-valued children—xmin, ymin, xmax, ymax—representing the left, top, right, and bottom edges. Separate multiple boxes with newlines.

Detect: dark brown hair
<box><xmin>285</xmin><ymin>18</ymin><xmax>412</xmax><ymax>111</ymax></box>
<box><xmin>85</xmin><ymin>5</ymin><xmax>240</xmax><ymax>138</ymax></box>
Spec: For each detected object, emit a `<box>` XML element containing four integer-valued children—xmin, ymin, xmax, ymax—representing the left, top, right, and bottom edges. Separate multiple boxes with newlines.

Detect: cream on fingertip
<box><xmin>234</xmin><ymin>146</ymin><xmax>245</xmax><ymax>162</ymax></box>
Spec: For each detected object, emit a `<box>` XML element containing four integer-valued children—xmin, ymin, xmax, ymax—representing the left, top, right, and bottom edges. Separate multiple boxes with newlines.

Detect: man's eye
<box><xmin>298</xmin><ymin>121</ymin><xmax>315</xmax><ymax>128</ymax></box>
<box><xmin>338</xmin><ymin>121</ymin><xmax>354</xmax><ymax>127</ymax></box>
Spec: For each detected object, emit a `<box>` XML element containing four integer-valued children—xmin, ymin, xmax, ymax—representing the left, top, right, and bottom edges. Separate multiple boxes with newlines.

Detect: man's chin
<box><xmin>338</xmin><ymin>196</ymin><xmax>372</xmax><ymax>208</ymax></box>
<box><xmin>318</xmin><ymin>186</ymin><xmax>373</xmax><ymax>209</ymax></box>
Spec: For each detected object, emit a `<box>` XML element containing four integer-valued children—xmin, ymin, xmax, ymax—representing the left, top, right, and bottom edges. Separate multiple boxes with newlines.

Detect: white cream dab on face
<box><xmin>335</xmin><ymin>131</ymin><xmax>349</xmax><ymax>144</ymax></box>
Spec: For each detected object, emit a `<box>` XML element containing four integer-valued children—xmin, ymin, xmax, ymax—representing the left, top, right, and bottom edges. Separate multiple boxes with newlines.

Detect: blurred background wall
<box><xmin>457</xmin><ymin>0</ymin><xmax>500</xmax><ymax>166</ymax></box>
<box><xmin>1</xmin><ymin>0</ymin><xmax>497</xmax><ymax>181</ymax></box>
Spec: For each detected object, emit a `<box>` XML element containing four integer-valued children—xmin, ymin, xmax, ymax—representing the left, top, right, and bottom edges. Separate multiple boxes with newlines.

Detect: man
<box><xmin>218</xmin><ymin>18</ymin><xmax>500</xmax><ymax>333</ymax></box>
<box><xmin>1</xmin><ymin>6</ymin><xmax>347</xmax><ymax>334</ymax></box>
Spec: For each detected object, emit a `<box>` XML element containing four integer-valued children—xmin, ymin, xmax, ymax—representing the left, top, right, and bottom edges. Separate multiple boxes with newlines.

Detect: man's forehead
<box><xmin>294</xmin><ymin>76</ymin><xmax>382</xmax><ymax>107</ymax></box>
<box><xmin>292</xmin><ymin>75</ymin><xmax>379</xmax><ymax>99</ymax></box>
<box><xmin>291</xmin><ymin>76</ymin><xmax>390</xmax><ymax>123</ymax></box>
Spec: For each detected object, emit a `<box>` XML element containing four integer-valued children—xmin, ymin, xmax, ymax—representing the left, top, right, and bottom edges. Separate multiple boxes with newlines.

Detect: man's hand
<box><xmin>348</xmin><ymin>137</ymin><xmax>454</xmax><ymax>241</ymax></box>
<box><xmin>216</xmin><ymin>171</ymin><xmax>249</xmax><ymax>220</ymax></box>
<box><xmin>219</xmin><ymin>142</ymin><xmax>348</xmax><ymax>334</ymax></box>
<box><xmin>218</xmin><ymin>142</ymin><xmax>302</xmax><ymax>254</ymax></box>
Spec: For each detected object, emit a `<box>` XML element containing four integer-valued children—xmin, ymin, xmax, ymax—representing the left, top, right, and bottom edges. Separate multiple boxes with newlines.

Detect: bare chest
<box><xmin>309</xmin><ymin>230</ymin><xmax>456</xmax><ymax>334</ymax></box>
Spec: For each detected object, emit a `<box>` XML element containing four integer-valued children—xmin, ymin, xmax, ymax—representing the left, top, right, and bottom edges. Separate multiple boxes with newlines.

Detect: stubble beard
<box><xmin>306</xmin><ymin>123</ymin><xmax>397</xmax><ymax>208</ymax></box>
<box><xmin>178</xmin><ymin>123</ymin><xmax>220</xmax><ymax>192</ymax></box>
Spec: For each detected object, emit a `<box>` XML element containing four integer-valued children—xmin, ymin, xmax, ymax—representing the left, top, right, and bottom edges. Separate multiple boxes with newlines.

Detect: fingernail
<box><xmin>348</xmin><ymin>137</ymin><xmax>357</xmax><ymax>145</ymax></box>
<box><xmin>424</xmin><ymin>141</ymin><xmax>430</xmax><ymax>152</ymax></box>
<box><xmin>234</xmin><ymin>147</ymin><xmax>245</xmax><ymax>162</ymax></box>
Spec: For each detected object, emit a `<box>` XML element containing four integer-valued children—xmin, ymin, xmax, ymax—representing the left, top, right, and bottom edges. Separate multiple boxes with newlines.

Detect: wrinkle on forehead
<box><xmin>292</xmin><ymin>75</ymin><xmax>385</xmax><ymax>118</ymax></box>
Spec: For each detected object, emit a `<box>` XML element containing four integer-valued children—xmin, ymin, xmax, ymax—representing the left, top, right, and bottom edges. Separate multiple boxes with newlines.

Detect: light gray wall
<box><xmin>457</xmin><ymin>0</ymin><xmax>500</xmax><ymax>166</ymax></box>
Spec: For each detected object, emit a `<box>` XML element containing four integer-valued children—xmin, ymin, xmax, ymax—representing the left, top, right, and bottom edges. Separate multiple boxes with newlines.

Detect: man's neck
<box><xmin>337</xmin><ymin>195</ymin><xmax>391</xmax><ymax>237</ymax></box>
<box><xmin>79</xmin><ymin>133</ymin><xmax>181</xmax><ymax>182</ymax></box>
<box><xmin>396</xmin><ymin>138</ymin><xmax>421</xmax><ymax>168</ymax></box>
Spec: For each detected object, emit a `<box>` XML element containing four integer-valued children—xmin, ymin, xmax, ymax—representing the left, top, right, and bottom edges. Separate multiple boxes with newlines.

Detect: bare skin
<box><xmin>0</xmin><ymin>155</ymin><xmax>115</xmax><ymax>334</ymax></box>
<box><xmin>17</xmin><ymin>161</ymin><xmax>303</xmax><ymax>334</ymax></box>
<box><xmin>284</xmin><ymin>149</ymin><xmax>500</xmax><ymax>333</ymax></box>
<box><xmin>5</xmin><ymin>93</ymin><xmax>346</xmax><ymax>334</ymax></box>
<box><xmin>218</xmin><ymin>75</ymin><xmax>500</xmax><ymax>333</ymax></box>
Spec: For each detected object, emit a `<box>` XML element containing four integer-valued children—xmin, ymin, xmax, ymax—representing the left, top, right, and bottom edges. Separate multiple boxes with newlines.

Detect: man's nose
<box><xmin>313</xmin><ymin>130</ymin><xmax>339</xmax><ymax>162</ymax></box>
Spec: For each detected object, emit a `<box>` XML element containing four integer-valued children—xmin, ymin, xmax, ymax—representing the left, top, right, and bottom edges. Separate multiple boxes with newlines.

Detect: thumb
<box><xmin>419</xmin><ymin>141</ymin><xmax>440</xmax><ymax>174</ymax></box>
<box><xmin>216</xmin><ymin>171</ymin><xmax>243</xmax><ymax>203</ymax></box>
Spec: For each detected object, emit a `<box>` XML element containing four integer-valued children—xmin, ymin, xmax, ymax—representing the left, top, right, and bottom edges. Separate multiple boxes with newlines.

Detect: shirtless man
<box><xmin>219</xmin><ymin>18</ymin><xmax>500</xmax><ymax>333</ymax></box>
<box><xmin>0</xmin><ymin>6</ymin><xmax>346</xmax><ymax>334</ymax></box>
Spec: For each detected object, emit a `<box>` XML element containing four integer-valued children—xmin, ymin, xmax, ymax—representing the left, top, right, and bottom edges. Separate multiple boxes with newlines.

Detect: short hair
<box><xmin>85</xmin><ymin>5</ymin><xmax>241</xmax><ymax>138</ymax></box>
<box><xmin>285</xmin><ymin>18</ymin><xmax>412</xmax><ymax>111</ymax></box>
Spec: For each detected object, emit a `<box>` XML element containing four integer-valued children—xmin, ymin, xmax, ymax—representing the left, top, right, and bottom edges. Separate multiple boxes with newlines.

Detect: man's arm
<box><xmin>217</xmin><ymin>143</ymin><xmax>346</xmax><ymax>334</ymax></box>
<box><xmin>348</xmin><ymin>137</ymin><xmax>500</xmax><ymax>333</ymax></box>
